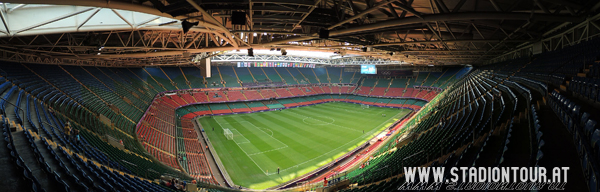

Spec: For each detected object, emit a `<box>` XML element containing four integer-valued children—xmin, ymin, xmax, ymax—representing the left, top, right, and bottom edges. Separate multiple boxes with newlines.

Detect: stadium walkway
<box><xmin>526</xmin><ymin>82</ymin><xmax>586</xmax><ymax>191</ymax></box>
<box><xmin>537</xmin><ymin>104</ymin><xmax>586</xmax><ymax>191</ymax></box>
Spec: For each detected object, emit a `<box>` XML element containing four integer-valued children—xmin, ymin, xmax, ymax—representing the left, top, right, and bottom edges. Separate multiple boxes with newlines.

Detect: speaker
<box><xmin>200</xmin><ymin>58</ymin><xmax>211</xmax><ymax>78</ymax></box>
<box><xmin>181</xmin><ymin>20</ymin><xmax>199</xmax><ymax>33</ymax></box>
<box><xmin>319</xmin><ymin>29</ymin><xmax>329</xmax><ymax>39</ymax></box>
<box><xmin>248</xmin><ymin>48</ymin><xmax>254</xmax><ymax>57</ymax></box>
<box><xmin>231</xmin><ymin>12</ymin><xmax>246</xmax><ymax>25</ymax></box>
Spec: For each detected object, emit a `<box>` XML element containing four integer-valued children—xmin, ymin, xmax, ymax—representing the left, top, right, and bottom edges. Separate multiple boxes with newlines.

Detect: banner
<box><xmin>235</xmin><ymin>62</ymin><xmax>316</xmax><ymax>68</ymax></box>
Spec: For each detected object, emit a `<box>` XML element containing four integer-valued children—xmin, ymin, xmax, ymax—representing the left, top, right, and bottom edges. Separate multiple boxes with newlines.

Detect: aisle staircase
<box><xmin>159</xmin><ymin>67</ymin><xmax>179</xmax><ymax>90</ymax></box>
<box><xmin>273</xmin><ymin>68</ymin><xmax>287</xmax><ymax>85</ymax></box>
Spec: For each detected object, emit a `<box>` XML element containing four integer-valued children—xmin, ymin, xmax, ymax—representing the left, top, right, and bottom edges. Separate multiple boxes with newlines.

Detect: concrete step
<box><xmin>0</xmin><ymin>126</ymin><xmax>30</xmax><ymax>192</ymax></box>
<box><xmin>12</xmin><ymin>130</ymin><xmax>62</xmax><ymax>191</ymax></box>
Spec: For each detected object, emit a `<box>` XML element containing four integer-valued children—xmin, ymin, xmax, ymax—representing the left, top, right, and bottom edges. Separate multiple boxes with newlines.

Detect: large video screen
<box><xmin>361</xmin><ymin>65</ymin><xmax>377</xmax><ymax>74</ymax></box>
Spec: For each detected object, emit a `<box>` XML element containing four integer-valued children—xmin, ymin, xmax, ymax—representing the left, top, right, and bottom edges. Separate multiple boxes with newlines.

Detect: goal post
<box><xmin>224</xmin><ymin>129</ymin><xmax>233</xmax><ymax>140</ymax></box>
<box><xmin>361</xmin><ymin>104</ymin><xmax>370</xmax><ymax>109</ymax></box>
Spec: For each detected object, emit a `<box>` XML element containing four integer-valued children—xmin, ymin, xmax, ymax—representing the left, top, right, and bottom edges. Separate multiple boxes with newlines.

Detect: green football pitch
<box><xmin>198</xmin><ymin>102</ymin><xmax>411</xmax><ymax>189</ymax></box>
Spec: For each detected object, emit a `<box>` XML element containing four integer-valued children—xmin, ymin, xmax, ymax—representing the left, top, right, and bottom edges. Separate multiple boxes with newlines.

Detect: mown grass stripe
<box><xmin>200</xmin><ymin>102</ymin><xmax>411</xmax><ymax>189</ymax></box>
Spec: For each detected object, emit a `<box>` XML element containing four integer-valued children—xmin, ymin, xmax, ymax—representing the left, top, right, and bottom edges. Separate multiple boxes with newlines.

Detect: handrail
<box><xmin>195</xmin><ymin>120</ymin><xmax>235</xmax><ymax>188</ymax></box>
<box><xmin>0</xmin><ymin>68</ymin><xmax>8</xmax><ymax>78</ymax></box>
<box><xmin>40</xmin><ymin>121</ymin><xmax>114</xmax><ymax>163</ymax></box>
<box><xmin>0</xmin><ymin>88</ymin><xmax>27</xmax><ymax>127</ymax></box>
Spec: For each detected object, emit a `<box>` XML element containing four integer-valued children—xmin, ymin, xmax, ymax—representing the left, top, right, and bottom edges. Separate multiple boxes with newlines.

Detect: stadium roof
<box><xmin>0</xmin><ymin>0</ymin><xmax>597</xmax><ymax>66</ymax></box>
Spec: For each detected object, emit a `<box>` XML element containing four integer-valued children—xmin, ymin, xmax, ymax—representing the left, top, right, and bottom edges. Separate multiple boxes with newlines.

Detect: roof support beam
<box><xmin>392</xmin><ymin>0</ymin><xmax>421</xmax><ymax>18</ymax></box>
<box><xmin>58</xmin><ymin>46</ymin><xmax>249</xmax><ymax>59</ymax></box>
<box><xmin>249</xmin><ymin>0</ymin><xmax>253</xmax><ymax>30</ymax></box>
<box><xmin>0</xmin><ymin>7</ymin><xmax>10</xmax><ymax>34</ymax></box>
<box><xmin>388</xmin><ymin>4</ymin><xmax>399</xmax><ymax>18</ymax></box>
<box><xmin>262</xmin><ymin>12</ymin><xmax>577</xmax><ymax>46</ymax></box>
<box><xmin>16</xmin><ymin>7</ymin><xmax>96</xmax><ymax>34</ymax></box>
<box><xmin>77</xmin><ymin>8</ymin><xmax>101</xmax><ymax>30</ymax></box>
<box><xmin>412</xmin><ymin>54</ymin><xmax>494</xmax><ymax>57</ymax></box>
<box><xmin>327</xmin><ymin>0</ymin><xmax>400</xmax><ymax>30</ymax></box>
<box><xmin>452</xmin><ymin>0</ymin><xmax>467</xmax><ymax>12</ymax></box>
<box><xmin>331</xmin><ymin>12</ymin><xmax>582</xmax><ymax>36</ymax></box>
<box><xmin>314</xmin><ymin>39</ymin><xmax>529</xmax><ymax>48</ymax></box>
<box><xmin>7</xmin><ymin>4</ymin><xmax>26</xmax><ymax>13</ymax></box>
<box><xmin>291</xmin><ymin>0</ymin><xmax>322</xmax><ymax>30</ymax></box>
<box><xmin>534</xmin><ymin>0</ymin><xmax>551</xmax><ymax>14</ymax></box>
<box><xmin>489</xmin><ymin>0</ymin><xmax>503</xmax><ymax>12</ymax></box>
<box><xmin>492</xmin><ymin>12</ymin><xmax>600</xmax><ymax>63</ymax></box>
<box><xmin>185</xmin><ymin>0</ymin><xmax>238</xmax><ymax>48</ymax></box>
<box><xmin>400</xmin><ymin>50</ymin><xmax>505</xmax><ymax>53</ymax></box>
<box><xmin>1</xmin><ymin>0</ymin><xmax>174</xmax><ymax>18</ymax></box>
<box><xmin>475</xmin><ymin>21</ymin><xmax>531</xmax><ymax>63</ymax></box>
<box><xmin>434</xmin><ymin>0</ymin><xmax>450</xmax><ymax>13</ymax></box>
<box><xmin>111</xmin><ymin>9</ymin><xmax>133</xmax><ymax>28</ymax></box>
<box><xmin>541</xmin><ymin>0</ymin><xmax>583</xmax><ymax>10</ymax></box>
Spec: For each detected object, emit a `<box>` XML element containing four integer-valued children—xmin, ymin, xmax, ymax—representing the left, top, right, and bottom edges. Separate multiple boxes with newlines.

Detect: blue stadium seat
<box><xmin>592</xmin><ymin>130</ymin><xmax>600</xmax><ymax>152</ymax></box>
<box><xmin>584</xmin><ymin>119</ymin><xmax>597</xmax><ymax>137</ymax></box>
<box><xmin>581</xmin><ymin>112</ymin><xmax>591</xmax><ymax>128</ymax></box>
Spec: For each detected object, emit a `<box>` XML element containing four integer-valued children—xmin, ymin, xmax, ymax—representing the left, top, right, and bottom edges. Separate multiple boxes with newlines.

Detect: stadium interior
<box><xmin>0</xmin><ymin>0</ymin><xmax>599</xmax><ymax>192</ymax></box>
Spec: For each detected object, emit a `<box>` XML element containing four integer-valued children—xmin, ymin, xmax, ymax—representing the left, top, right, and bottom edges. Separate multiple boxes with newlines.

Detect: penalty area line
<box><xmin>213</xmin><ymin>117</ymin><xmax>271</xmax><ymax>176</ymax></box>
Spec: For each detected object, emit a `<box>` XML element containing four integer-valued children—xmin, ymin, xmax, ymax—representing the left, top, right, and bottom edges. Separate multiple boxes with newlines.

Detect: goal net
<box><xmin>224</xmin><ymin>129</ymin><xmax>233</xmax><ymax>140</ymax></box>
<box><xmin>361</xmin><ymin>104</ymin><xmax>370</xmax><ymax>109</ymax></box>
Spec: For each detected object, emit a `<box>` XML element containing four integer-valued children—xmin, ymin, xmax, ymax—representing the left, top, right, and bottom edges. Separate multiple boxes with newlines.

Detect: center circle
<box><xmin>302</xmin><ymin>116</ymin><xmax>335</xmax><ymax>125</ymax></box>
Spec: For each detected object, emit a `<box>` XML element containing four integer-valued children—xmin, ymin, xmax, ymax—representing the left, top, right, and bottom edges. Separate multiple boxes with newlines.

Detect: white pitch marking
<box><xmin>301</xmin><ymin>116</ymin><xmax>334</xmax><ymax>126</ymax></box>
<box><xmin>209</xmin><ymin>106</ymin><xmax>404</xmax><ymax>176</ymax></box>
<box><xmin>213</xmin><ymin>117</ymin><xmax>289</xmax><ymax>176</ymax></box>
<box><xmin>247</xmin><ymin>146</ymin><xmax>288</xmax><ymax>156</ymax></box>
<box><xmin>278</xmin><ymin>110</ymin><xmax>402</xmax><ymax>173</ymax></box>
<box><xmin>285</xmin><ymin>110</ymin><xmax>362</xmax><ymax>133</ymax></box>
<box><xmin>213</xmin><ymin>117</ymin><xmax>271</xmax><ymax>176</ymax></box>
